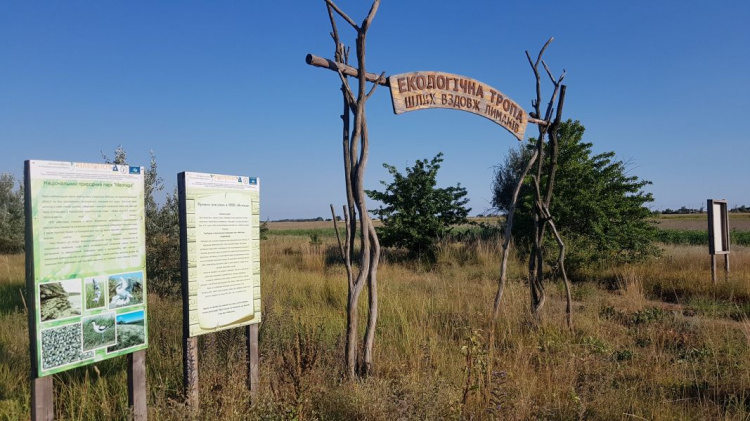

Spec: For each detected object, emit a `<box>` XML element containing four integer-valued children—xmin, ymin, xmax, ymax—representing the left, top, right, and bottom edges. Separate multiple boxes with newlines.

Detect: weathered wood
<box><xmin>388</xmin><ymin>71</ymin><xmax>528</xmax><ymax>140</ymax></box>
<box><xmin>31</xmin><ymin>377</ymin><xmax>53</xmax><ymax>421</ymax></box>
<box><xmin>725</xmin><ymin>254</ymin><xmax>730</xmax><ymax>276</ymax></box>
<box><xmin>128</xmin><ymin>350</ymin><xmax>148</xmax><ymax>421</ymax></box>
<box><xmin>711</xmin><ymin>254</ymin><xmax>717</xmax><ymax>285</ymax></box>
<box><xmin>324</xmin><ymin>0</ymin><xmax>382</xmax><ymax>379</ymax></box>
<box><xmin>306</xmin><ymin>54</ymin><xmax>388</xmax><ymax>86</ymax></box>
<box><xmin>245</xmin><ymin>324</ymin><xmax>259</xmax><ymax>398</ymax></box>
<box><xmin>183</xmin><ymin>336</ymin><xmax>199</xmax><ymax>409</ymax></box>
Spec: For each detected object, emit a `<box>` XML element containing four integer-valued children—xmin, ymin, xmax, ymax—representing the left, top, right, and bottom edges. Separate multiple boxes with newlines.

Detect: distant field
<box><xmin>652</xmin><ymin>213</ymin><xmax>750</xmax><ymax>231</ymax></box>
<box><xmin>266</xmin><ymin>218</ymin><xmax>497</xmax><ymax>233</ymax></box>
<box><xmin>268</xmin><ymin>215</ymin><xmax>750</xmax><ymax>235</ymax></box>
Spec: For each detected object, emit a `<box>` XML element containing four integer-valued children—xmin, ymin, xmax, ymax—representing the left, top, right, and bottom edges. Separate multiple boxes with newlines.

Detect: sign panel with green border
<box><xmin>25</xmin><ymin>160</ymin><xmax>148</xmax><ymax>377</ymax></box>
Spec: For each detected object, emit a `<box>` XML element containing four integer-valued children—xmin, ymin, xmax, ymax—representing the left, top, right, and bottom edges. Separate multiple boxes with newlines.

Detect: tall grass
<box><xmin>2</xmin><ymin>237</ymin><xmax>750</xmax><ymax>419</ymax></box>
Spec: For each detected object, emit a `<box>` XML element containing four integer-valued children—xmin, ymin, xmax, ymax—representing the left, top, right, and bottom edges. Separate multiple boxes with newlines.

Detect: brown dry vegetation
<box><xmin>2</xmin><ymin>234</ymin><xmax>750</xmax><ymax>419</ymax></box>
<box><xmin>653</xmin><ymin>213</ymin><xmax>750</xmax><ymax>231</ymax></box>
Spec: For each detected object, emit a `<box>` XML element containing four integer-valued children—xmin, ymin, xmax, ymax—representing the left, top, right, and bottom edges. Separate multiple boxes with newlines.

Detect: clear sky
<box><xmin>1</xmin><ymin>1</ymin><xmax>748</xmax><ymax>219</ymax></box>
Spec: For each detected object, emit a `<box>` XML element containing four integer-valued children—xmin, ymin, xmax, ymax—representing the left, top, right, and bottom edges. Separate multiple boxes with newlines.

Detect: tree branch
<box><xmin>325</xmin><ymin>0</ymin><xmax>359</xmax><ymax>30</ymax></box>
<box><xmin>366</xmin><ymin>71</ymin><xmax>386</xmax><ymax>99</ymax></box>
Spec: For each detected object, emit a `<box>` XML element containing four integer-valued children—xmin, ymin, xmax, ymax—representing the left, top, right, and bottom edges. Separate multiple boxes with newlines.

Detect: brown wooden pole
<box><xmin>711</xmin><ymin>254</ymin><xmax>717</xmax><ymax>285</ymax></box>
<box><xmin>183</xmin><ymin>336</ymin><xmax>199</xmax><ymax>410</ymax></box>
<box><xmin>725</xmin><ymin>254</ymin><xmax>730</xmax><ymax>277</ymax></box>
<box><xmin>305</xmin><ymin>54</ymin><xmax>388</xmax><ymax>86</ymax></box>
<box><xmin>26</xmin><ymin>160</ymin><xmax>53</xmax><ymax>421</ymax></box>
<box><xmin>31</xmin><ymin>376</ymin><xmax>53</xmax><ymax>421</ymax></box>
<box><xmin>246</xmin><ymin>324</ymin><xmax>259</xmax><ymax>399</ymax></box>
<box><xmin>127</xmin><ymin>350</ymin><xmax>148</xmax><ymax>420</ymax></box>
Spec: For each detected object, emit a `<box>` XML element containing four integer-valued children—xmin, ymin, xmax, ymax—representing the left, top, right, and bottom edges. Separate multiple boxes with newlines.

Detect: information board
<box><xmin>708</xmin><ymin>199</ymin><xmax>729</xmax><ymax>255</ymax></box>
<box><xmin>178</xmin><ymin>172</ymin><xmax>261</xmax><ymax>337</ymax></box>
<box><xmin>25</xmin><ymin>160</ymin><xmax>148</xmax><ymax>377</ymax></box>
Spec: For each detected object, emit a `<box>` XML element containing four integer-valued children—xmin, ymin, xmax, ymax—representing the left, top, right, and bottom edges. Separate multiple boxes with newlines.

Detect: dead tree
<box><xmin>324</xmin><ymin>0</ymin><xmax>383</xmax><ymax>379</ymax></box>
<box><xmin>486</xmin><ymin>36</ymin><xmax>572</xmax><ymax>403</ymax></box>
<box><xmin>491</xmin><ymin>37</ymin><xmax>572</xmax><ymax>330</ymax></box>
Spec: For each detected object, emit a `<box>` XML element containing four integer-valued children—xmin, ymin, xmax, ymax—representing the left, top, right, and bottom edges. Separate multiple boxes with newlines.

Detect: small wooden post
<box><xmin>711</xmin><ymin>254</ymin><xmax>717</xmax><ymax>285</ymax></box>
<box><xmin>26</xmin><ymin>161</ymin><xmax>54</xmax><ymax>421</ymax></box>
<box><xmin>31</xmin><ymin>376</ymin><xmax>53</xmax><ymax>421</ymax></box>
<box><xmin>246</xmin><ymin>324</ymin><xmax>259</xmax><ymax>399</ymax></box>
<box><xmin>127</xmin><ymin>350</ymin><xmax>147</xmax><ymax>420</ymax></box>
<box><xmin>183</xmin><ymin>336</ymin><xmax>199</xmax><ymax>410</ymax></box>
<box><xmin>724</xmin><ymin>254</ymin><xmax>730</xmax><ymax>278</ymax></box>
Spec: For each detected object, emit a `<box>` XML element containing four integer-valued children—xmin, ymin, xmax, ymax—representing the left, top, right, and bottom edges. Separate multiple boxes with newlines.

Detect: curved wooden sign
<box><xmin>389</xmin><ymin>71</ymin><xmax>527</xmax><ymax>140</ymax></box>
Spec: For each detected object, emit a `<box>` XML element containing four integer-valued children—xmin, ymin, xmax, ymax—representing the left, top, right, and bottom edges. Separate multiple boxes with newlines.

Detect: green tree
<box><xmin>0</xmin><ymin>173</ymin><xmax>24</xmax><ymax>253</ymax></box>
<box><xmin>366</xmin><ymin>153</ymin><xmax>470</xmax><ymax>259</ymax></box>
<box><xmin>492</xmin><ymin>120</ymin><xmax>658</xmax><ymax>271</ymax></box>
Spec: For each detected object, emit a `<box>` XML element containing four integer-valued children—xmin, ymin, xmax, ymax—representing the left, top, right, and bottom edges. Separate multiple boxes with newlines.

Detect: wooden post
<box><xmin>127</xmin><ymin>350</ymin><xmax>147</xmax><ymax>420</ymax></box>
<box><xmin>26</xmin><ymin>161</ymin><xmax>54</xmax><ymax>421</ymax></box>
<box><xmin>711</xmin><ymin>254</ymin><xmax>717</xmax><ymax>285</ymax></box>
<box><xmin>725</xmin><ymin>254</ymin><xmax>730</xmax><ymax>277</ymax></box>
<box><xmin>183</xmin><ymin>336</ymin><xmax>199</xmax><ymax>410</ymax></box>
<box><xmin>178</xmin><ymin>174</ymin><xmax>199</xmax><ymax>411</ymax></box>
<box><xmin>31</xmin><ymin>377</ymin><xmax>53</xmax><ymax>421</ymax></box>
<box><xmin>246</xmin><ymin>324</ymin><xmax>259</xmax><ymax>399</ymax></box>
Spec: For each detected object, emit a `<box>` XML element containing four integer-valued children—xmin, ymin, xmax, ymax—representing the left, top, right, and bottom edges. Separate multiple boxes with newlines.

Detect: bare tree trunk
<box><xmin>326</xmin><ymin>0</ymin><xmax>382</xmax><ymax>380</ymax></box>
<box><xmin>362</xmin><ymin>221</ymin><xmax>380</xmax><ymax>375</ymax></box>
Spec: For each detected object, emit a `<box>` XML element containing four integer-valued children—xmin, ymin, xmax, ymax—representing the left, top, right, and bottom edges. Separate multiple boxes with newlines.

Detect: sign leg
<box><xmin>183</xmin><ymin>336</ymin><xmax>199</xmax><ymax>410</ymax></box>
<box><xmin>246</xmin><ymin>324</ymin><xmax>259</xmax><ymax>399</ymax></box>
<box><xmin>711</xmin><ymin>254</ymin><xmax>717</xmax><ymax>285</ymax></box>
<box><xmin>128</xmin><ymin>350</ymin><xmax>147</xmax><ymax>420</ymax></box>
<box><xmin>31</xmin><ymin>376</ymin><xmax>53</xmax><ymax>421</ymax></box>
<box><xmin>724</xmin><ymin>254</ymin><xmax>730</xmax><ymax>277</ymax></box>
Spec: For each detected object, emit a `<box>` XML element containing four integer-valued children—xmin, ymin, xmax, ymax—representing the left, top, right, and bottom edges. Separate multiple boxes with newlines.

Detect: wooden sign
<box><xmin>389</xmin><ymin>71</ymin><xmax>528</xmax><ymax>140</ymax></box>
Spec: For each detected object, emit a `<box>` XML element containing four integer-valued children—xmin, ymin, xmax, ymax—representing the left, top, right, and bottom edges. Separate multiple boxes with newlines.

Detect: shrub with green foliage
<box><xmin>0</xmin><ymin>173</ymin><xmax>24</xmax><ymax>253</ymax></box>
<box><xmin>492</xmin><ymin>120</ymin><xmax>659</xmax><ymax>272</ymax></box>
<box><xmin>366</xmin><ymin>153</ymin><xmax>470</xmax><ymax>259</ymax></box>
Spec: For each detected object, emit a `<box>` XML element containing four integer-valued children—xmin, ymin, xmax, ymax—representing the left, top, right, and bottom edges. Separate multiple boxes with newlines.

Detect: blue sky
<box><xmin>117</xmin><ymin>310</ymin><xmax>144</xmax><ymax>325</ymax></box>
<box><xmin>1</xmin><ymin>1</ymin><xmax>748</xmax><ymax>219</ymax></box>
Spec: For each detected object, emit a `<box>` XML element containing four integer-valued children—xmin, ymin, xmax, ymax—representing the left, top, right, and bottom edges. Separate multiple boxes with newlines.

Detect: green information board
<box><xmin>25</xmin><ymin>160</ymin><xmax>148</xmax><ymax>377</ymax></box>
<box><xmin>178</xmin><ymin>172</ymin><xmax>261</xmax><ymax>337</ymax></box>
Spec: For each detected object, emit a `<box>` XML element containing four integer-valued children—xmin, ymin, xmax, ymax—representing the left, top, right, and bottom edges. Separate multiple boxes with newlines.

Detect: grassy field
<box><xmin>2</xmin><ymin>225</ymin><xmax>750</xmax><ymax>419</ymax></box>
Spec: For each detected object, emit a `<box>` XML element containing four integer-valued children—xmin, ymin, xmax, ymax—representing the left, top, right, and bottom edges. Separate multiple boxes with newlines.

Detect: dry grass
<box><xmin>653</xmin><ymin>213</ymin><xmax>750</xmax><ymax>231</ymax></box>
<box><xmin>2</xmin><ymin>238</ymin><xmax>750</xmax><ymax>419</ymax></box>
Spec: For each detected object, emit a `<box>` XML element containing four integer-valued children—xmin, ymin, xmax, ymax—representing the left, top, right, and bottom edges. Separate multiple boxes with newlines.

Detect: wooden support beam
<box><xmin>183</xmin><ymin>336</ymin><xmax>199</xmax><ymax>410</ymax></box>
<box><xmin>305</xmin><ymin>54</ymin><xmax>388</xmax><ymax>86</ymax></box>
<box><xmin>246</xmin><ymin>324</ymin><xmax>259</xmax><ymax>399</ymax></box>
<box><xmin>128</xmin><ymin>350</ymin><xmax>148</xmax><ymax>421</ymax></box>
<box><xmin>528</xmin><ymin>117</ymin><xmax>550</xmax><ymax>127</ymax></box>
<box><xmin>31</xmin><ymin>376</ymin><xmax>53</xmax><ymax>421</ymax></box>
<box><xmin>711</xmin><ymin>254</ymin><xmax>717</xmax><ymax>285</ymax></box>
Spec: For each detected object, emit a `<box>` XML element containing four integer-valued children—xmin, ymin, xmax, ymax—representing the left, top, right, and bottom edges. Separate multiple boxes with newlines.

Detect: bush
<box><xmin>366</xmin><ymin>153</ymin><xmax>470</xmax><ymax>260</ymax></box>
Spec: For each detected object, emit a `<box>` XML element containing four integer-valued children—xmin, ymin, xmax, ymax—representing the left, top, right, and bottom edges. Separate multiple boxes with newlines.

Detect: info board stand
<box><xmin>128</xmin><ymin>350</ymin><xmax>148</xmax><ymax>420</ymax></box>
<box><xmin>30</xmin><ymin>377</ymin><xmax>53</xmax><ymax>421</ymax></box>
<box><xmin>246</xmin><ymin>324</ymin><xmax>259</xmax><ymax>397</ymax></box>
<box><xmin>178</xmin><ymin>172</ymin><xmax>262</xmax><ymax>412</ymax></box>
<box><xmin>25</xmin><ymin>160</ymin><xmax>150</xmax><ymax>421</ymax></box>
<box><xmin>708</xmin><ymin>199</ymin><xmax>730</xmax><ymax>284</ymax></box>
<box><xmin>26</xmin><ymin>171</ymin><xmax>54</xmax><ymax>421</ymax></box>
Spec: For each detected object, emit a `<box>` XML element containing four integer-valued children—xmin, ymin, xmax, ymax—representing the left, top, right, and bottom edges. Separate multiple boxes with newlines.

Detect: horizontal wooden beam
<box><xmin>528</xmin><ymin>117</ymin><xmax>550</xmax><ymax>126</ymax></box>
<box><xmin>305</xmin><ymin>54</ymin><xmax>389</xmax><ymax>86</ymax></box>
